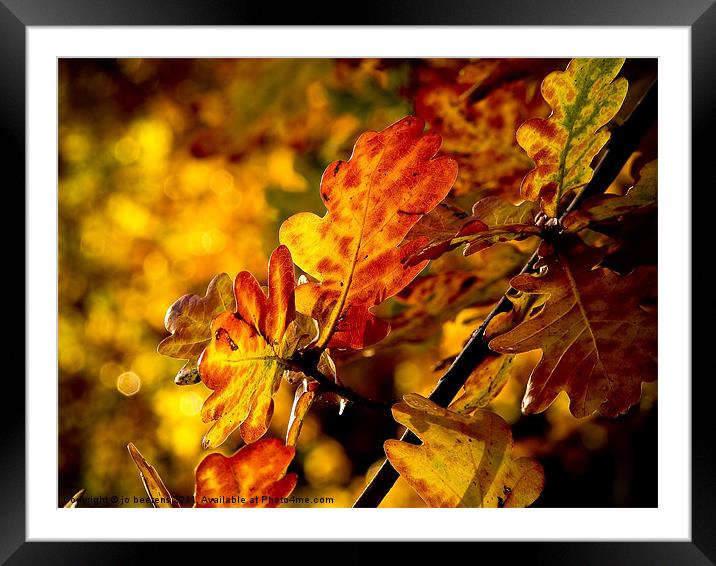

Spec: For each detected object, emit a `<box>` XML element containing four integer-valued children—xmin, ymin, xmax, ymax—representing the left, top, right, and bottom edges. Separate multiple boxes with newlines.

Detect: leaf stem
<box><xmin>352</xmin><ymin>80</ymin><xmax>657</xmax><ymax>509</ymax></box>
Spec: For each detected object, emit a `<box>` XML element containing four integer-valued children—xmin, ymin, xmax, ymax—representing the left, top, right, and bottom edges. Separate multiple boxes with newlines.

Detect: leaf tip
<box><xmin>201</xmin><ymin>435</ymin><xmax>212</xmax><ymax>450</ymax></box>
<box><xmin>63</xmin><ymin>488</ymin><xmax>86</xmax><ymax>508</ymax></box>
<box><xmin>127</xmin><ymin>441</ymin><xmax>141</xmax><ymax>462</ymax></box>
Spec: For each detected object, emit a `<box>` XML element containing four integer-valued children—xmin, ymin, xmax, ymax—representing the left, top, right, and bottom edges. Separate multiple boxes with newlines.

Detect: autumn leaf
<box><xmin>279</xmin><ymin>116</ymin><xmax>458</xmax><ymax>350</ymax></box>
<box><xmin>517</xmin><ymin>58</ymin><xmax>628</xmax><ymax>216</ymax></box>
<box><xmin>376</xmin><ymin>244</ymin><xmax>530</xmax><ymax>348</ymax></box>
<box><xmin>158</xmin><ymin>273</ymin><xmax>236</xmax><ymax>385</ymax></box>
<box><xmin>563</xmin><ymin>160</ymin><xmax>657</xmax><ymax>232</ymax></box>
<box><xmin>448</xmin><ymin>355</ymin><xmax>515</xmax><ymax>414</ymax></box>
<box><xmin>127</xmin><ymin>442</ymin><xmax>180</xmax><ymax>508</ymax></box>
<box><xmin>399</xmin><ymin>200</ymin><xmax>471</xmax><ymax>263</ymax></box>
<box><xmin>417</xmin><ymin>76</ymin><xmax>548</xmax><ymax>200</ymax></box>
<box><xmin>378</xmin><ymin>271</ymin><xmax>502</xmax><ymax>345</ymax></box>
<box><xmin>404</xmin><ymin>196</ymin><xmax>541</xmax><ymax>265</ymax></box>
<box><xmin>489</xmin><ymin>242</ymin><xmax>657</xmax><ymax>417</ymax></box>
<box><xmin>198</xmin><ymin>245</ymin><xmax>296</xmax><ymax>448</ymax></box>
<box><xmin>194</xmin><ymin>438</ymin><xmax>297</xmax><ymax>508</ymax></box>
<box><xmin>385</xmin><ymin>394</ymin><xmax>544</xmax><ymax>507</ymax></box>
<box><xmin>453</xmin><ymin>198</ymin><xmax>542</xmax><ymax>256</ymax></box>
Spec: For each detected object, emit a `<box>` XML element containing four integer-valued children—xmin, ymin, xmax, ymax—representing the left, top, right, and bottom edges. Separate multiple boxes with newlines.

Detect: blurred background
<box><xmin>58</xmin><ymin>58</ymin><xmax>657</xmax><ymax>508</ymax></box>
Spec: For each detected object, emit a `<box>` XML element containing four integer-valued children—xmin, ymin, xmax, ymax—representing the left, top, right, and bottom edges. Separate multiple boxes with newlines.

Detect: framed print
<box><xmin>6</xmin><ymin>0</ymin><xmax>711</xmax><ymax>562</ymax></box>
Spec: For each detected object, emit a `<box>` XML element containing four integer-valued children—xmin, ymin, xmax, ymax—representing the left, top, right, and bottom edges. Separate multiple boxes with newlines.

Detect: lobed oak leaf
<box><xmin>198</xmin><ymin>245</ymin><xmax>296</xmax><ymax>448</ymax></box>
<box><xmin>517</xmin><ymin>58</ymin><xmax>628</xmax><ymax>217</ymax></box>
<box><xmin>158</xmin><ymin>273</ymin><xmax>236</xmax><ymax>385</ymax></box>
<box><xmin>404</xmin><ymin>196</ymin><xmax>541</xmax><ymax>265</ymax></box>
<box><xmin>489</xmin><ymin>242</ymin><xmax>657</xmax><ymax>418</ymax></box>
<box><xmin>563</xmin><ymin>160</ymin><xmax>657</xmax><ymax>232</ymax></box>
<box><xmin>279</xmin><ymin>116</ymin><xmax>458</xmax><ymax>350</ymax></box>
<box><xmin>459</xmin><ymin>198</ymin><xmax>542</xmax><ymax>256</ymax></box>
<box><xmin>385</xmin><ymin>394</ymin><xmax>544</xmax><ymax>508</ymax></box>
<box><xmin>194</xmin><ymin>437</ymin><xmax>297</xmax><ymax>508</ymax></box>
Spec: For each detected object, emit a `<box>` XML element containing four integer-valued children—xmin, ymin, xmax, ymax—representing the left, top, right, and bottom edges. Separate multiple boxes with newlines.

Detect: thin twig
<box><xmin>353</xmin><ymin>80</ymin><xmax>658</xmax><ymax>509</ymax></box>
<box><xmin>291</xmin><ymin>351</ymin><xmax>394</xmax><ymax>419</ymax></box>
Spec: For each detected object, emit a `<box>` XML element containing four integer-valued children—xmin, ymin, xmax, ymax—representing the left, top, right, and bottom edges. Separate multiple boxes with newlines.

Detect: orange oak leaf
<box><xmin>404</xmin><ymin>196</ymin><xmax>541</xmax><ymax>265</ymax></box>
<box><xmin>279</xmin><ymin>116</ymin><xmax>457</xmax><ymax>350</ymax></box>
<box><xmin>194</xmin><ymin>438</ymin><xmax>297</xmax><ymax>508</ymax></box>
<box><xmin>158</xmin><ymin>273</ymin><xmax>236</xmax><ymax>385</ymax></box>
<box><xmin>489</xmin><ymin>243</ymin><xmax>657</xmax><ymax>418</ymax></box>
<box><xmin>563</xmin><ymin>159</ymin><xmax>657</xmax><ymax>232</ymax></box>
<box><xmin>385</xmin><ymin>394</ymin><xmax>544</xmax><ymax>508</ymax></box>
<box><xmin>198</xmin><ymin>245</ymin><xmax>296</xmax><ymax>448</ymax></box>
<box><xmin>516</xmin><ymin>58</ymin><xmax>628</xmax><ymax>217</ymax></box>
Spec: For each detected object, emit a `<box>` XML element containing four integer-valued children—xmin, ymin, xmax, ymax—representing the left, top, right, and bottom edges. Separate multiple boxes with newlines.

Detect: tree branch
<box><xmin>352</xmin><ymin>80</ymin><xmax>658</xmax><ymax>509</ymax></box>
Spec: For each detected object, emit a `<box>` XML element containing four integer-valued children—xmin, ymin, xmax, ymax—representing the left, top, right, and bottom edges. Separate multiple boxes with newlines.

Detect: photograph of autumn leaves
<box><xmin>58</xmin><ymin>57</ymin><xmax>658</xmax><ymax>509</ymax></box>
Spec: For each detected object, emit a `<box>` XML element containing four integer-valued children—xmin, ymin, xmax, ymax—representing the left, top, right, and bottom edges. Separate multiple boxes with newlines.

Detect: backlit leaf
<box><xmin>194</xmin><ymin>437</ymin><xmax>297</xmax><ymax>508</ymax></box>
<box><xmin>385</xmin><ymin>394</ymin><xmax>544</xmax><ymax>507</ymax></box>
<box><xmin>198</xmin><ymin>245</ymin><xmax>296</xmax><ymax>448</ymax></box>
<box><xmin>517</xmin><ymin>58</ymin><xmax>628</xmax><ymax>216</ymax></box>
<box><xmin>63</xmin><ymin>488</ymin><xmax>85</xmax><ymax>508</ymax></box>
<box><xmin>127</xmin><ymin>442</ymin><xmax>180</xmax><ymax>508</ymax></box>
<box><xmin>377</xmin><ymin>244</ymin><xmax>530</xmax><ymax>348</ymax></box>
<box><xmin>405</xmin><ymin>196</ymin><xmax>541</xmax><ymax>265</ymax></box>
<box><xmin>563</xmin><ymin>160</ymin><xmax>657</xmax><ymax>232</ymax></box>
<box><xmin>489</xmin><ymin>242</ymin><xmax>657</xmax><ymax>417</ymax></box>
<box><xmin>400</xmin><ymin>200</ymin><xmax>471</xmax><ymax>263</ymax></box>
<box><xmin>158</xmin><ymin>273</ymin><xmax>236</xmax><ymax>385</ymax></box>
<box><xmin>448</xmin><ymin>355</ymin><xmax>515</xmax><ymax>414</ymax></box>
<box><xmin>280</xmin><ymin>116</ymin><xmax>457</xmax><ymax>350</ymax></box>
<box><xmin>417</xmin><ymin>76</ymin><xmax>548</xmax><ymax>199</ymax></box>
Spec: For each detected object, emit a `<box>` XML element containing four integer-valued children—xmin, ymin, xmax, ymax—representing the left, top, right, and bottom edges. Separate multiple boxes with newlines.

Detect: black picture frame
<box><xmin>6</xmin><ymin>0</ymin><xmax>709</xmax><ymax>562</ymax></box>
